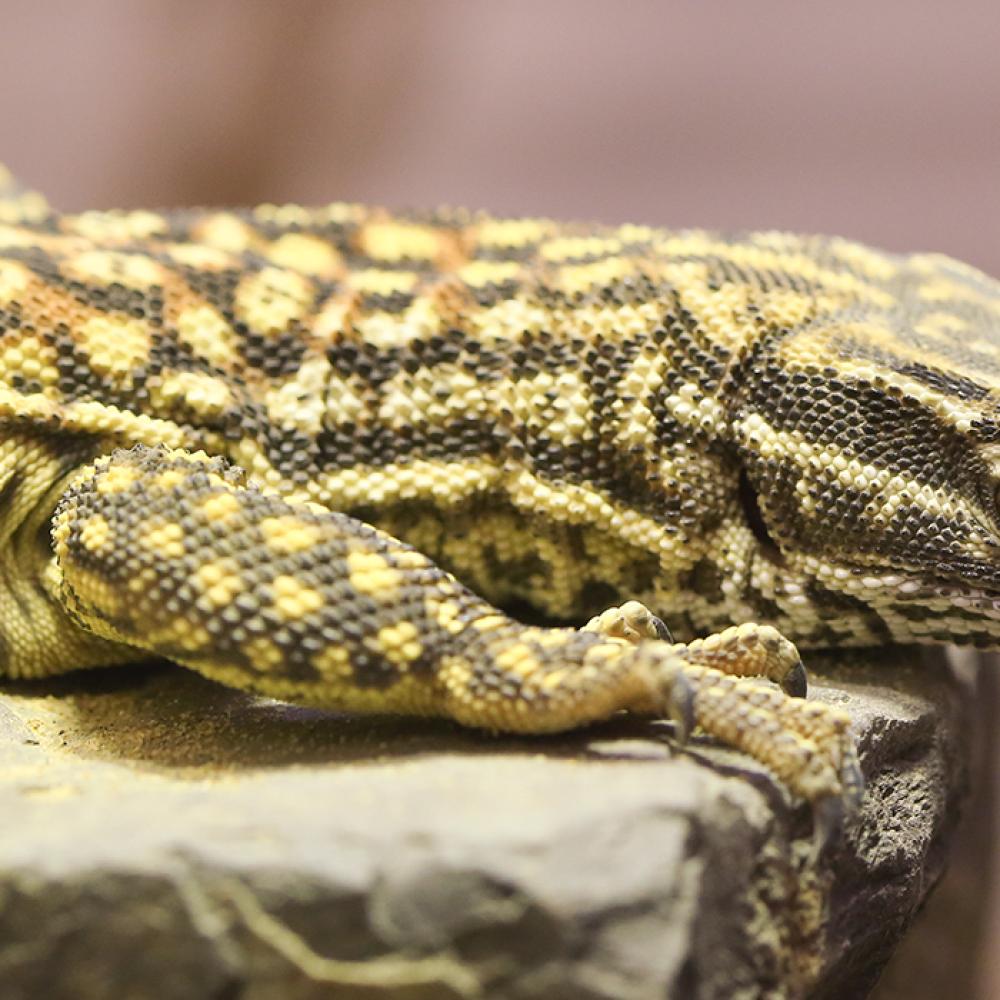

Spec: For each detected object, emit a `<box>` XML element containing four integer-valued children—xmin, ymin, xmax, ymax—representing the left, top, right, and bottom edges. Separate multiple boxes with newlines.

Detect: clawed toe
<box><xmin>811</xmin><ymin>794</ymin><xmax>846</xmax><ymax>855</ymax></box>
<box><xmin>781</xmin><ymin>660</ymin><xmax>808</xmax><ymax>698</ymax></box>
<box><xmin>584</xmin><ymin>600</ymin><xmax>673</xmax><ymax>644</ymax></box>
<box><xmin>650</xmin><ymin>614</ymin><xmax>673</xmax><ymax>643</ymax></box>
<box><xmin>663</xmin><ymin>670</ymin><xmax>695</xmax><ymax>742</ymax></box>
<box><xmin>838</xmin><ymin>745</ymin><xmax>866</xmax><ymax>818</ymax></box>
<box><xmin>811</xmin><ymin>745</ymin><xmax>864</xmax><ymax>855</ymax></box>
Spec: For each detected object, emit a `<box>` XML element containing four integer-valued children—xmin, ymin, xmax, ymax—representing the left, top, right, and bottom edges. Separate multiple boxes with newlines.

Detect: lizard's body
<box><xmin>3</xmin><ymin>166</ymin><xmax>999</xmax><ymax>819</ymax></box>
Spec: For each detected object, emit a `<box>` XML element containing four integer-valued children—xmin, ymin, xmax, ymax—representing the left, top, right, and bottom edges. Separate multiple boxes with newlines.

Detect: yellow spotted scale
<box><xmin>4</xmin><ymin>164</ymin><xmax>1000</xmax><ymax>832</ymax></box>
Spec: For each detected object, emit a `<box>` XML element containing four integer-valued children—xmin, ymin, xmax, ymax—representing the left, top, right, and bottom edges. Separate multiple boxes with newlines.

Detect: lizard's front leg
<box><xmin>51</xmin><ymin>445</ymin><xmax>860</xmax><ymax>824</ymax></box>
<box><xmin>585</xmin><ymin>600</ymin><xmax>861</xmax><ymax>833</ymax></box>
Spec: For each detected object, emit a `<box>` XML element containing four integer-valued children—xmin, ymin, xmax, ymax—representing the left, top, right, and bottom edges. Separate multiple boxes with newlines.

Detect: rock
<box><xmin>0</xmin><ymin>648</ymin><xmax>972</xmax><ymax>1000</ymax></box>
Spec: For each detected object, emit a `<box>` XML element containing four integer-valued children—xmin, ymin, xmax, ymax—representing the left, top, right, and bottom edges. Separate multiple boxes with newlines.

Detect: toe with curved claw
<box><xmin>650</xmin><ymin>614</ymin><xmax>673</xmax><ymax>643</ymax></box>
<box><xmin>664</xmin><ymin>671</ymin><xmax>695</xmax><ymax>743</ymax></box>
<box><xmin>811</xmin><ymin>794</ymin><xmax>847</xmax><ymax>857</ymax></box>
<box><xmin>781</xmin><ymin>660</ymin><xmax>808</xmax><ymax>699</ymax></box>
<box><xmin>838</xmin><ymin>747</ymin><xmax>866</xmax><ymax>819</ymax></box>
<box><xmin>811</xmin><ymin>749</ymin><xmax>865</xmax><ymax>857</ymax></box>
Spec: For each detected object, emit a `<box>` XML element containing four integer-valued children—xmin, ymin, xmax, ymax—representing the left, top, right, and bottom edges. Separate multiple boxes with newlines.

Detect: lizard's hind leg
<box><xmin>51</xmin><ymin>445</ymin><xmax>860</xmax><ymax>821</ymax></box>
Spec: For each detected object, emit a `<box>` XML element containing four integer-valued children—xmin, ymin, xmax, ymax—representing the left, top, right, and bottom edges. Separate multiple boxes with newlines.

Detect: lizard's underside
<box><xmin>2</xmin><ymin>165</ymin><xmax>999</xmax><ymax>829</ymax></box>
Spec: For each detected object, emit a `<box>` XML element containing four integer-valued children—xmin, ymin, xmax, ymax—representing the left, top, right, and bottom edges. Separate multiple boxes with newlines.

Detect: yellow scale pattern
<box><xmin>3</xmin><ymin>165</ymin><xmax>1000</xmax><ymax>828</ymax></box>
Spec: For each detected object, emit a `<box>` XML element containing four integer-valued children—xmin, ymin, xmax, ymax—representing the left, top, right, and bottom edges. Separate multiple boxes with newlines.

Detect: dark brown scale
<box><xmin>470</xmin><ymin>279</ymin><xmax>521</xmax><ymax>308</ymax></box>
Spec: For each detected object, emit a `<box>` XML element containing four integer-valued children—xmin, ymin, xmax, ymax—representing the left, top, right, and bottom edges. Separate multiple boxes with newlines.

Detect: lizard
<box><xmin>2</xmin><ymin>165</ymin><xmax>997</xmax><ymax>837</ymax></box>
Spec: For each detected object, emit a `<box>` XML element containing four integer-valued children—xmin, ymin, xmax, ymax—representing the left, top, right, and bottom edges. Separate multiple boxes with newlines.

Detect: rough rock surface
<box><xmin>0</xmin><ymin>648</ymin><xmax>972</xmax><ymax>1000</ymax></box>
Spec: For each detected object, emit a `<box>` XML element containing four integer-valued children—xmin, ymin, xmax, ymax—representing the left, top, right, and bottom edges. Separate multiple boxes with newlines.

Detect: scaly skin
<box><xmin>4</xmin><ymin>165</ymin><xmax>998</xmax><ymax>823</ymax></box>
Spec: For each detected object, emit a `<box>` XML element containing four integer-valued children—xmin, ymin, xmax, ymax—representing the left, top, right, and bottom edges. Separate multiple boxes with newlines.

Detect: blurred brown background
<box><xmin>1</xmin><ymin>1</ymin><xmax>998</xmax><ymax>995</ymax></box>
<box><xmin>3</xmin><ymin>1</ymin><xmax>998</xmax><ymax>275</ymax></box>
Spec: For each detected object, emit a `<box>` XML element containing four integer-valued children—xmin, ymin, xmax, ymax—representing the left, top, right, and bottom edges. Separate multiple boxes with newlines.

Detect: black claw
<box><xmin>811</xmin><ymin>795</ymin><xmax>846</xmax><ymax>857</ymax></box>
<box><xmin>810</xmin><ymin>755</ymin><xmax>865</xmax><ymax>858</ymax></box>
<box><xmin>667</xmin><ymin>673</ymin><xmax>695</xmax><ymax>742</ymax></box>
<box><xmin>840</xmin><ymin>752</ymin><xmax>866</xmax><ymax>817</ymax></box>
<box><xmin>781</xmin><ymin>661</ymin><xmax>808</xmax><ymax>699</ymax></box>
<box><xmin>651</xmin><ymin>615</ymin><xmax>674</xmax><ymax>643</ymax></box>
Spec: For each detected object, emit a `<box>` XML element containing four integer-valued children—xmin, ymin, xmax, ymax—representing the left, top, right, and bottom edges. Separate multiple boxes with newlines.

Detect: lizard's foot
<box><xmin>599</xmin><ymin>618</ymin><xmax>859</xmax><ymax>833</ymax></box>
<box><xmin>648</xmin><ymin>648</ymin><xmax>863</xmax><ymax>838</ymax></box>
<box><xmin>583</xmin><ymin>600</ymin><xmax>673</xmax><ymax>643</ymax></box>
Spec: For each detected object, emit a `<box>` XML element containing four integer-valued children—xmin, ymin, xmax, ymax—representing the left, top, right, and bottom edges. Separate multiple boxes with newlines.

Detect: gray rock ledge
<box><xmin>0</xmin><ymin>648</ymin><xmax>972</xmax><ymax>1000</ymax></box>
